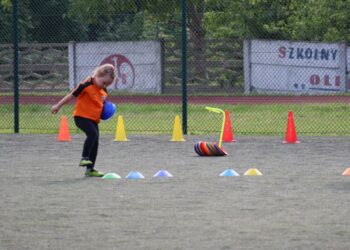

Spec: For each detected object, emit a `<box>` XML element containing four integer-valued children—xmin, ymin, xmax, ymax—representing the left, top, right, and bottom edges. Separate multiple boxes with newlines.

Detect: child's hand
<box><xmin>51</xmin><ymin>104</ymin><xmax>60</xmax><ymax>114</ymax></box>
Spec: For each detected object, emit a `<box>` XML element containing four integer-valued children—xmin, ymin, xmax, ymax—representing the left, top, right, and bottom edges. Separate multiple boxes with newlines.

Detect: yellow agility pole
<box><xmin>205</xmin><ymin>107</ymin><xmax>225</xmax><ymax>148</ymax></box>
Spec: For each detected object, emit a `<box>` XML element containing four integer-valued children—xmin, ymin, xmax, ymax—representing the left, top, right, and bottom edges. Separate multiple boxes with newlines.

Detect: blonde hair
<box><xmin>93</xmin><ymin>64</ymin><xmax>115</xmax><ymax>80</ymax></box>
<box><xmin>79</xmin><ymin>64</ymin><xmax>115</xmax><ymax>85</ymax></box>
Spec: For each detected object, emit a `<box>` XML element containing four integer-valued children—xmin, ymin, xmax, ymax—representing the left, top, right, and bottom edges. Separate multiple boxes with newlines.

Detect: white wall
<box><xmin>244</xmin><ymin>39</ymin><xmax>347</xmax><ymax>94</ymax></box>
<box><xmin>69</xmin><ymin>41</ymin><xmax>162</xmax><ymax>93</ymax></box>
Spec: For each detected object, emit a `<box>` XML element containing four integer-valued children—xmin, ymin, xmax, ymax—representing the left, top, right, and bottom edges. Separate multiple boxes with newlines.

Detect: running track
<box><xmin>1</xmin><ymin>95</ymin><xmax>350</xmax><ymax>104</ymax></box>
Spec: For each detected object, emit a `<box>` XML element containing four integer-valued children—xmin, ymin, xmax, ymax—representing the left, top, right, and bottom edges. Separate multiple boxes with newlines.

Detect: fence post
<box><xmin>243</xmin><ymin>39</ymin><xmax>251</xmax><ymax>94</ymax></box>
<box><xmin>160</xmin><ymin>39</ymin><xmax>165</xmax><ymax>94</ymax></box>
<box><xmin>12</xmin><ymin>0</ymin><xmax>19</xmax><ymax>133</ymax></box>
<box><xmin>339</xmin><ymin>42</ymin><xmax>347</xmax><ymax>93</ymax></box>
<box><xmin>181</xmin><ymin>0</ymin><xmax>188</xmax><ymax>134</ymax></box>
<box><xmin>68</xmin><ymin>41</ymin><xmax>77</xmax><ymax>89</ymax></box>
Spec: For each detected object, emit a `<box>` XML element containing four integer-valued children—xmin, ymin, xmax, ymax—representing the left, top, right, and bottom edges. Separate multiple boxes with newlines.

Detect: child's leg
<box><xmin>89</xmin><ymin>122</ymin><xmax>99</xmax><ymax>169</ymax></box>
<box><xmin>74</xmin><ymin>117</ymin><xmax>99</xmax><ymax>163</ymax></box>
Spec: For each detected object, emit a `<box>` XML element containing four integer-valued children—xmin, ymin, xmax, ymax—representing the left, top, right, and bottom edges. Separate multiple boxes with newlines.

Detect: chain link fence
<box><xmin>1</xmin><ymin>0</ymin><xmax>350</xmax><ymax>135</ymax></box>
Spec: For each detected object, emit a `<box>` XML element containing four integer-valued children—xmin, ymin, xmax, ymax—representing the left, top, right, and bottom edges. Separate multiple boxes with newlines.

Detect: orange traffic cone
<box><xmin>342</xmin><ymin>168</ymin><xmax>350</xmax><ymax>176</ymax></box>
<box><xmin>58</xmin><ymin>115</ymin><xmax>71</xmax><ymax>142</ymax></box>
<box><xmin>222</xmin><ymin>110</ymin><xmax>236</xmax><ymax>142</ymax></box>
<box><xmin>283</xmin><ymin>111</ymin><xmax>299</xmax><ymax>144</ymax></box>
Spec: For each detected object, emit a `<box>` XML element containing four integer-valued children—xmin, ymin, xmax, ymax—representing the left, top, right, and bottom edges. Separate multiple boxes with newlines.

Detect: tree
<box><xmin>224</xmin><ymin>0</ymin><xmax>350</xmax><ymax>43</ymax></box>
<box><xmin>28</xmin><ymin>0</ymin><xmax>87</xmax><ymax>43</ymax></box>
<box><xmin>0</xmin><ymin>5</ymin><xmax>13</xmax><ymax>43</ymax></box>
<box><xmin>285</xmin><ymin>0</ymin><xmax>350</xmax><ymax>42</ymax></box>
<box><xmin>228</xmin><ymin>0</ymin><xmax>295</xmax><ymax>40</ymax></box>
<box><xmin>0</xmin><ymin>0</ymin><xmax>32</xmax><ymax>43</ymax></box>
<box><xmin>146</xmin><ymin>0</ymin><xmax>211</xmax><ymax>84</ymax></box>
<box><xmin>69</xmin><ymin>0</ymin><xmax>145</xmax><ymax>41</ymax></box>
<box><xmin>69</xmin><ymin>0</ymin><xmax>212</xmax><ymax>84</ymax></box>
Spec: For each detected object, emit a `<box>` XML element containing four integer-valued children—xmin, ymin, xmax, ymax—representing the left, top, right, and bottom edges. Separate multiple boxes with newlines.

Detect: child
<box><xmin>51</xmin><ymin>64</ymin><xmax>115</xmax><ymax>177</ymax></box>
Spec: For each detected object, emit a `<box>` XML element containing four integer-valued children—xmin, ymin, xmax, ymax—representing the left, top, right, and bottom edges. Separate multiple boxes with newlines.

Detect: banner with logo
<box><xmin>244</xmin><ymin>39</ymin><xmax>347</xmax><ymax>94</ymax></box>
<box><xmin>69</xmin><ymin>41</ymin><xmax>162</xmax><ymax>93</ymax></box>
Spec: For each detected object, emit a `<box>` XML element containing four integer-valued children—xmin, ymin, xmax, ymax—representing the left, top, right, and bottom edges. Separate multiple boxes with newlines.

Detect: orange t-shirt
<box><xmin>72</xmin><ymin>78</ymin><xmax>108</xmax><ymax>123</ymax></box>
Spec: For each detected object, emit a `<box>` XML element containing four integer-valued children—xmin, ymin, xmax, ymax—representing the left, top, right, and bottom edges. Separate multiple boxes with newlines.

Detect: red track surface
<box><xmin>1</xmin><ymin>95</ymin><xmax>350</xmax><ymax>104</ymax></box>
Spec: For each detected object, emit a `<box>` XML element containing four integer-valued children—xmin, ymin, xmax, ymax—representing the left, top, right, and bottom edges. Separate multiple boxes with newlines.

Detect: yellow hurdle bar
<box><xmin>205</xmin><ymin>107</ymin><xmax>225</xmax><ymax>148</ymax></box>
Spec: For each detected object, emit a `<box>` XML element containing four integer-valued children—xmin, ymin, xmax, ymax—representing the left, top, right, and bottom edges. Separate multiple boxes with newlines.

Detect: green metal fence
<box><xmin>1</xmin><ymin>0</ymin><xmax>350</xmax><ymax>135</ymax></box>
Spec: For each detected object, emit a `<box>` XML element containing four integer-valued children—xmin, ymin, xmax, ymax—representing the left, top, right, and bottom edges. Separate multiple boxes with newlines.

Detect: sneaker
<box><xmin>79</xmin><ymin>158</ymin><xmax>93</xmax><ymax>167</ymax></box>
<box><xmin>85</xmin><ymin>169</ymin><xmax>104</xmax><ymax>177</ymax></box>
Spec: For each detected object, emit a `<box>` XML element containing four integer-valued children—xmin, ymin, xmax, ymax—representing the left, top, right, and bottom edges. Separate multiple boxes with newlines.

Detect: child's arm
<box><xmin>52</xmin><ymin>81</ymin><xmax>90</xmax><ymax>114</ymax></box>
<box><xmin>51</xmin><ymin>93</ymin><xmax>74</xmax><ymax>114</ymax></box>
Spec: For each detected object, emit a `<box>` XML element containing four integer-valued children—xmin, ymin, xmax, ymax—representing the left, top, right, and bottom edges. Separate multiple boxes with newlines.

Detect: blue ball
<box><xmin>101</xmin><ymin>101</ymin><xmax>116</xmax><ymax>120</ymax></box>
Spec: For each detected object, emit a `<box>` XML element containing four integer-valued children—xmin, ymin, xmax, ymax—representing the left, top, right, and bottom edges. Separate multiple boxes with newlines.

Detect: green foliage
<box><xmin>2</xmin><ymin>0</ymin><xmax>350</xmax><ymax>44</ymax></box>
<box><xmin>29</xmin><ymin>0</ymin><xmax>87</xmax><ymax>42</ymax></box>
<box><xmin>284</xmin><ymin>0</ymin><xmax>350</xmax><ymax>42</ymax></box>
<box><xmin>0</xmin><ymin>0</ymin><xmax>32</xmax><ymax>43</ymax></box>
<box><xmin>225</xmin><ymin>0</ymin><xmax>350</xmax><ymax>42</ymax></box>
<box><xmin>1</xmin><ymin>0</ymin><xmax>11</xmax><ymax>9</ymax></box>
<box><xmin>97</xmin><ymin>12</ymin><xmax>146</xmax><ymax>41</ymax></box>
<box><xmin>0</xmin><ymin>7</ymin><xmax>11</xmax><ymax>43</ymax></box>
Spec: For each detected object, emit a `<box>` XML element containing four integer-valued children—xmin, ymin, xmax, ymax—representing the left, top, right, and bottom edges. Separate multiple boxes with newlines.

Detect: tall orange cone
<box><xmin>58</xmin><ymin>115</ymin><xmax>71</xmax><ymax>142</ymax></box>
<box><xmin>283</xmin><ymin>111</ymin><xmax>299</xmax><ymax>144</ymax></box>
<box><xmin>222</xmin><ymin>110</ymin><xmax>236</xmax><ymax>142</ymax></box>
<box><xmin>342</xmin><ymin>168</ymin><xmax>350</xmax><ymax>176</ymax></box>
